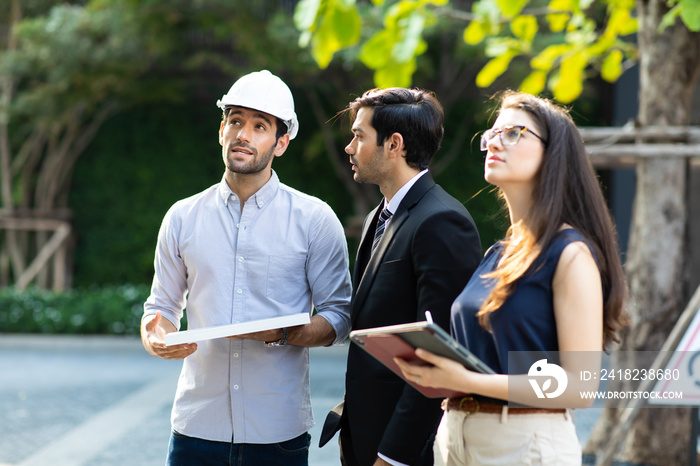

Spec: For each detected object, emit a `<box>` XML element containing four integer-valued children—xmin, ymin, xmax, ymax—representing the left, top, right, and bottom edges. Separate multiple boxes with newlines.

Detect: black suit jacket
<box><xmin>335</xmin><ymin>173</ymin><xmax>482</xmax><ymax>466</ymax></box>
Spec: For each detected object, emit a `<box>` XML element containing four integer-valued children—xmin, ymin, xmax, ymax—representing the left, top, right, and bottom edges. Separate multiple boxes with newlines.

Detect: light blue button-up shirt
<box><xmin>144</xmin><ymin>171</ymin><xmax>352</xmax><ymax>444</ymax></box>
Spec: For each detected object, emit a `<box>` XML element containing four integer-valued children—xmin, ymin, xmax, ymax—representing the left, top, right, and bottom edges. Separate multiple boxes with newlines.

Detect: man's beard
<box><xmin>225</xmin><ymin>142</ymin><xmax>275</xmax><ymax>175</ymax></box>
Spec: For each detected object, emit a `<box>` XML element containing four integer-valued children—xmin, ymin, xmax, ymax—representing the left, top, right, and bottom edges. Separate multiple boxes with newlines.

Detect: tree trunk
<box><xmin>584</xmin><ymin>0</ymin><xmax>700</xmax><ymax>464</ymax></box>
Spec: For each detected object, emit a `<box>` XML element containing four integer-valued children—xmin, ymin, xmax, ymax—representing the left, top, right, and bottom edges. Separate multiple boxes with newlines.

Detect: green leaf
<box><xmin>619</xmin><ymin>15</ymin><xmax>638</xmax><ymax>35</ymax></box>
<box><xmin>548</xmin><ymin>0</ymin><xmax>576</xmax><ymax>11</ymax></box>
<box><xmin>298</xmin><ymin>30</ymin><xmax>312</xmax><ymax>48</ymax></box>
<box><xmin>600</xmin><ymin>49</ymin><xmax>623</xmax><ymax>82</ymax></box>
<box><xmin>604</xmin><ymin>7</ymin><xmax>637</xmax><ymax>38</ymax></box>
<box><xmin>585</xmin><ymin>37</ymin><xmax>614</xmax><ymax>57</ymax></box>
<box><xmin>330</xmin><ymin>2</ymin><xmax>361</xmax><ymax>46</ymax></box>
<box><xmin>374</xmin><ymin>59</ymin><xmax>416</xmax><ymax>88</ymax></box>
<box><xmin>496</xmin><ymin>0</ymin><xmax>529</xmax><ymax>17</ymax></box>
<box><xmin>511</xmin><ymin>15</ymin><xmax>538</xmax><ymax>43</ymax></box>
<box><xmin>393</xmin><ymin>11</ymin><xmax>425</xmax><ymax>62</ymax></box>
<box><xmin>310</xmin><ymin>20</ymin><xmax>339</xmax><ymax>68</ymax></box>
<box><xmin>310</xmin><ymin>36</ymin><xmax>331</xmax><ymax>68</ymax></box>
<box><xmin>464</xmin><ymin>20</ymin><xmax>486</xmax><ymax>45</ymax></box>
<box><xmin>561</xmin><ymin>49</ymin><xmax>587</xmax><ymax>74</ymax></box>
<box><xmin>552</xmin><ymin>74</ymin><xmax>582</xmax><ymax>103</ymax></box>
<box><xmin>309</xmin><ymin>1</ymin><xmax>361</xmax><ymax>68</ymax></box>
<box><xmin>659</xmin><ymin>5</ymin><xmax>681</xmax><ymax>33</ymax></box>
<box><xmin>485</xmin><ymin>37</ymin><xmax>521</xmax><ymax>57</ymax></box>
<box><xmin>471</xmin><ymin>0</ymin><xmax>503</xmax><ymax>19</ymax></box>
<box><xmin>552</xmin><ymin>51</ymin><xmax>586</xmax><ymax>103</ymax></box>
<box><xmin>565</xmin><ymin>15</ymin><xmax>598</xmax><ymax>44</ymax></box>
<box><xmin>360</xmin><ymin>30</ymin><xmax>393</xmax><ymax>69</ymax></box>
<box><xmin>545</xmin><ymin>0</ymin><xmax>577</xmax><ymax>32</ymax></box>
<box><xmin>476</xmin><ymin>50</ymin><xmax>517</xmax><ymax>87</ymax></box>
<box><xmin>385</xmin><ymin>1</ymin><xmax>420</xmax><ymax>30</ymax></box>
<box><xmin>520</xmin><ymin>70</ymin><xmax>547</xmax><ymax>95</ymax></box>
<box><xmin>293</xmin><ymin>0</ymin><xmax>322</xmax><ymax>31</ymax></box>
<box><xmin>530</xmin><ymin>43</ymin><xmax>572</xmax><ymax>71</ymax></box>
<box><xmin>546</xmin><ymin>12</ymin><xmax>571</xmax><ymax>32</ymax></box>
<box><xmin>680</xmin><ymin>0</ymin><xmax>700</xmax><ymax>31</ymax></box>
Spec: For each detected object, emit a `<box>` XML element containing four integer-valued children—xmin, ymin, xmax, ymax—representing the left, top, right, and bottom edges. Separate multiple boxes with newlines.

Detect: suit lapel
<box><xmin>353</xmin><ymin>205</ymin><xmax>380</xmax><ymax>285</ymax></box>
<box><xmin>351</xmin><ymin>173</ymin><xmax>436</xmax><ymax>325</ymax></box>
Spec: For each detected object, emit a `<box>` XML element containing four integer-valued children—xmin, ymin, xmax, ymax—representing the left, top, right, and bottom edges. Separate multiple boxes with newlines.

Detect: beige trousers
<box><xmin>433</xmin><ymin>408</ymin><xmax>582</xmax><ymax>466</ymax></box>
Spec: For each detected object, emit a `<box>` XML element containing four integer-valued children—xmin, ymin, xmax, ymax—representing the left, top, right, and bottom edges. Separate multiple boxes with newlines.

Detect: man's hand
<box><xmin>229</xmin><ymin>315</ymin><xmax>337</xmax><ymax>347</ymax></box>
<box><xmin>141</xmin><ymin>311</ymin><xmax>197</xmax><ymax>360</ymax></box>
<box><xmin>228</xmin><ymin>327</ymin><xmax>286</xmax><ymax>343</ymax></box>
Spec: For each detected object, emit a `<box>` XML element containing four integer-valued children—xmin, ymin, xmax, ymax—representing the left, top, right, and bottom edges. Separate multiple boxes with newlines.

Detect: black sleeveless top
<box><xmin>450</xmin><ymin>229</ymin><xmax>599</xmax><ymax>376</ymax></box>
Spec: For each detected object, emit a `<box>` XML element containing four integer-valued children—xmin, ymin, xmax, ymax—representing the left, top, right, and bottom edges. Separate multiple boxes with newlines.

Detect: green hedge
<box><xmin>0</xmin><ymin>285</ymin><xmax>151</xmax><ymax>335</ymax></box>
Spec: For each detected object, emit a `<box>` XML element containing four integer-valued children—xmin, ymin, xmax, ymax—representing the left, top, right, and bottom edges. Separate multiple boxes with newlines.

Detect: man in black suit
<box><xmin>322</xmin><ymin>88</ymin><xmax>482</xmax><ymax>466</ymax></box>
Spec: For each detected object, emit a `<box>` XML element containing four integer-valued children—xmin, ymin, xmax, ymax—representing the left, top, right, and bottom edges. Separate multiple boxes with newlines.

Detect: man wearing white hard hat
<box><xmin>141</xmin><ymin>70</ymin><xmax>352</xmax><ymax>465</ymax></box>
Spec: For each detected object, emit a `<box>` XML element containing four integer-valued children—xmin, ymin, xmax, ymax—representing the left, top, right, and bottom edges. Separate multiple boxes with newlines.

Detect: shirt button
<box><xmin>236</xmin><ymin>223</ymin><xmax>240</xmax><ymax>229</ymax></box>
<box><xmin>238</xmin><ymin>257</ymin><xmax>244</xmax><ymax>262</ymax></box>
<box><xmin>237</xmin><ymin>289</ymin><xmax>242</xmax><ymax>294</ymax></box>
<box><xmin>233</xmin><ymin>385</ymin><xmax>240</xmax><ymax>390</ymax></box>
<box><xmin>233</xmin><ymin>353</ymin><xmax>239</xmax><ymax>358</ymax></box>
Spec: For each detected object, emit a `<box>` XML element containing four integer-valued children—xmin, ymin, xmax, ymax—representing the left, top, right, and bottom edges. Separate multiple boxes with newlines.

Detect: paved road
<box><xmin>0</xmin><ymin>334</ymin><xmax>600</xmax><ymax>466</ymax></box>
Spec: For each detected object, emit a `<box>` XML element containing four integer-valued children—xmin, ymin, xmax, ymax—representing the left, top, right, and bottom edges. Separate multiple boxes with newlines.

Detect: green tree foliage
<box><xmin>295</xmin><ymin>0</ymin><xmax>699</xmax><ymax>103</ymax></box>
<box><xmin>5</xmin><ymin>3</ymin><xmax>172</xmax><ymax>121</ymax></box>
<box><xmin>295</xmin><ymin>0</ymin><xmax>362</xmax><ymax>68</ymax></box>
<box><xmin>661</xmin><ymin>0</ymin><xmax>700</xmax><ymax>31</ymax></box>
<box><xmin>0</xmin><ymin>0</ymin><xmax>191</xmax><ymax>289</ymax></box>
<box><xmin>296</xmin><ymin>0</ymin><xmax>448</xmax><ymax>88</ymax></box>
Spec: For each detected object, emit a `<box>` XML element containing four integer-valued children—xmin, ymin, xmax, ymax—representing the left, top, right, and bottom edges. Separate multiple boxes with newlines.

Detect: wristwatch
<box><xmin>264</xmin><ymin>328</ymin><xmax>289</xmax><ymax>347</ymax></box>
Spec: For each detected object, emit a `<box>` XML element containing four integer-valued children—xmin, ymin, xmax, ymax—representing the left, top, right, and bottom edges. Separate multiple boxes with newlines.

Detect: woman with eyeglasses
<box><xmin>395</xmin><ymin>91</ymin><xmax>628</xmax><ymax>465</ymax></box>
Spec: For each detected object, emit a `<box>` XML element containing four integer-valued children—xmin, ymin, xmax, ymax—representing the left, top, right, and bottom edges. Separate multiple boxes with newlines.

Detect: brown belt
<box><xmin>443</xmin><ymin>396</ymin><xmax>566</xmax><ymax>415</ymax></box>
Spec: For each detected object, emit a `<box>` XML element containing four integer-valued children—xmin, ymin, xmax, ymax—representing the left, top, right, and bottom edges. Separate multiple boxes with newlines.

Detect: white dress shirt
<box><xmin>144</xmin><ymin>171</ymin><xmax>352</xmax><ymax>444</ymax></box>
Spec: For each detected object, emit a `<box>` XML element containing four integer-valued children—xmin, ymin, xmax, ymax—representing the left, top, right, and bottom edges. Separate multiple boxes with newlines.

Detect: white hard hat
<box><xmin>216</xmin><ymin>70</ymin><xmax>299</xmax><ymax>140</ymax></box>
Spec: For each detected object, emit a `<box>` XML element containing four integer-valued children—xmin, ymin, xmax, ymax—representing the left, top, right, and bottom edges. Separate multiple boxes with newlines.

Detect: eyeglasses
<box><xmin>479</xmin><ymin>125</ymin><xmax>547</xmax><ymax>151</ymax></box>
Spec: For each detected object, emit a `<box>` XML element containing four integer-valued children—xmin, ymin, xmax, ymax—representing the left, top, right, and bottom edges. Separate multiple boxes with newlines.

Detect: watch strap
<box><xmin>264</xmin><ymin>327</ymin><xmax>289</xmax><ymax>347</ymax></box>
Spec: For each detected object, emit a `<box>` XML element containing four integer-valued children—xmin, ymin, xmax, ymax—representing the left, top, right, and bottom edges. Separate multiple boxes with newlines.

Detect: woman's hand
<box><xmin>394</xmin><ymin>348</ymin><xmax>472</xmax><ymax>392</ymax></box>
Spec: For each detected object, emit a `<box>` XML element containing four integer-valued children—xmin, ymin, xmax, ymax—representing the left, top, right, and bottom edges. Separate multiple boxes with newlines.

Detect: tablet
<box><xmin>349</xmin><ymin>321</ymin><xmax>494</xmax><ymax>398</ymax></box>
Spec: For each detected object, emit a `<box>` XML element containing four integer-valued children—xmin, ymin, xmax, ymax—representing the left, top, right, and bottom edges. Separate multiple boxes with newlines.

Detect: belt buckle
<box><xmin>459</xmin><ymin>396</ymin><xmax>479</xmax><ymax>415</ymax></box>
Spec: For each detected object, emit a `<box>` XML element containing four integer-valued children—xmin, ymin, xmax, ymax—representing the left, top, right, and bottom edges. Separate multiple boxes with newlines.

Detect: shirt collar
<box><xmin>384</xmin><ymin>169</ymin><xmax>428</xmax><ymax>213</ymax></box>
<box><xmin>218</xmin><ymin>170</ymin><xmax>280</xmax><ymax>209</ymax></box>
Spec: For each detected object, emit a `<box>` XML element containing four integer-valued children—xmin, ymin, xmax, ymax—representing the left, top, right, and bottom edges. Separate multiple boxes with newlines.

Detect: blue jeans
<box><xmin>166</xmin><ymin>431</ymin><xmax>311</xmax><ymax>466</ymax></box>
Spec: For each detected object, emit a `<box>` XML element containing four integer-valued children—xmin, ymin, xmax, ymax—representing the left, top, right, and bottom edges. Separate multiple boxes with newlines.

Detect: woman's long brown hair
<box><xmin>477</xmin><ymin>91</ymin><xmax>628</xmax><ymax>351</ymax></box>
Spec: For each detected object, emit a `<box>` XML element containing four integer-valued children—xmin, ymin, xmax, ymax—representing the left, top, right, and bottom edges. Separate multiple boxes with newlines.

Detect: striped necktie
<box><xmin>372</xmin><ymin>208</ymin><xmax>393</xmax><ymax>252</ymax></box>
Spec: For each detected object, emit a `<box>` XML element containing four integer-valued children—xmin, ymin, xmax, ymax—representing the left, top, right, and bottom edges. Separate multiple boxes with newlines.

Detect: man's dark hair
<box><xmin>222</xmin><ymin>106</ymin><xmax>287</xmax><ymax>142</ymax></box>
<box><xmin>346</xmin><ymin>88</ymin><xmax>444</xmax><ymax>170</ymax></box>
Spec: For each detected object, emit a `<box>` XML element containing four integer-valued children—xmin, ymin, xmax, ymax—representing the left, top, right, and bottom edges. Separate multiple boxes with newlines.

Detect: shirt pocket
<box><xmin>266</xmin><ymin>254</ymin><xmax>308</xmax><ymax>303</ymax></box>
